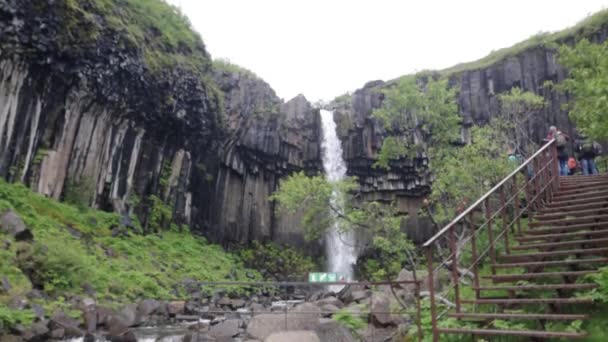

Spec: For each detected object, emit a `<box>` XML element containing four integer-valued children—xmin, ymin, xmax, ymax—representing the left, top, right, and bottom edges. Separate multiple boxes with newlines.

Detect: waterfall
<box><xmin>319</xmin><ymin>109</ymin><xmax>357</xmax><ymax>282</ymax></box>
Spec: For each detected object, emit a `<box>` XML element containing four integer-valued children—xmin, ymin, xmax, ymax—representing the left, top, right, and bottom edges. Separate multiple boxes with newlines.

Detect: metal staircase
<box><xmin>422</xmin><ymin>140</ymin><xmax>607</xmax><ymax>340</ymax></box>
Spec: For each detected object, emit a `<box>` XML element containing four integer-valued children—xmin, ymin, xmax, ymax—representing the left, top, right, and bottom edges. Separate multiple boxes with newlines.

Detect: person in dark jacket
<box><xmin>576</xmin><ymin>135</ymin><xmax>601</xmax><ymax>175</ymax></box>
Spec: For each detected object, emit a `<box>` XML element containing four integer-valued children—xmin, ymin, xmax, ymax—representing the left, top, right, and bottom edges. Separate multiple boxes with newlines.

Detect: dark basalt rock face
<box><xmin>207</xmin><ymin>70</ymin><xmax>322</xmax><ymax>247</ymax></box>
<box><xmin>0</xmin><ymin>0</ymin><xmax>324</xmax><ymax>247</ymax></box>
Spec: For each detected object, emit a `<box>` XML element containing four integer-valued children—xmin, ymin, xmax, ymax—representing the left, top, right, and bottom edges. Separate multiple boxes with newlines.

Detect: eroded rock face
<box><xmin>207</xmin><ymin>71</ymin><xmax>322</xmax><ymax>247</ymax></box>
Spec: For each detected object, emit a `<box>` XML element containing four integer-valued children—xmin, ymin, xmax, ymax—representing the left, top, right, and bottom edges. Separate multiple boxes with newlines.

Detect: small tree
<box><xmin>498</xmin><ymin>87</ymin><xmax>546</xmax><ymax>157</ymax></box>
<box><xmin>557</xmin><ymin>39</ymin><xmax>608</xmax><ymax>140</ymax></box>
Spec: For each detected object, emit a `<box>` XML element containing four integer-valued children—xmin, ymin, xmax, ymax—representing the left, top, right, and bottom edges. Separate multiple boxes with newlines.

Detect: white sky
<box><xmin>168</xmin><ymin>0</ymin><xmax>607</xmax><ymax>102</ymax></box>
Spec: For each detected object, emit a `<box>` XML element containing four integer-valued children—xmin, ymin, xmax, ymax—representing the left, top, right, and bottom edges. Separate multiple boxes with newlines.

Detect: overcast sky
<box><xmin>168</xmin><ymin>0</ymin><xmax>607</xmax><ymax>102</ymax></box>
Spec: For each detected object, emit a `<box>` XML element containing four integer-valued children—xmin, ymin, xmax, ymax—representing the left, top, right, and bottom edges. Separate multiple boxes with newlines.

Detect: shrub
<box><xmin>240</xmin><ymin>241</ymin><xmax>316</xmax><ymax>281</ymax></box>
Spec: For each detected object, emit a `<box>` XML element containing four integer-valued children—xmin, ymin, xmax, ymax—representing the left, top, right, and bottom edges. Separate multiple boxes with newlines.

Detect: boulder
<box><xmin>30</xmin><ymin>304</ymin><xmax>44</xmax><ymax>321</ymax></box>
<box><xmin>183</xmin><ymin>332</ymin><xmax>216</xmax><ymax>342</ymax></box>
<box><xmin>370</xmin><ymin>292</ymin><xmax>393</xmax><ymax>326</ymax></box>
<box><xmin>49</xmin><ymin>311</ymin><xmax>83</xmax><ymax>337</ymax></box>
<box><xmin>209</xmin><ymin>319</ymin><xmax>240</xmax><ymax>338</ymax></box>
<box><xmin>230</xmin><ymin>299</ymin><xmax>246</xmax><ymax>309</ymax></box>
<box><xmin>264</xmin><ymin>331</ymin><xmax>320</xmax><ymax>342</ymax></box>
<box><xmin>136</xmin><ymin>299</ymin><xmax>161</xmax><ymax>321</ymax></box>
<box><xmin>106</xmin><ymin>305</ymin><xmax>137</xmax><ymax>336</ymax></box>
<box><xmin>1</xmin><ymin>210</ymin><xmax>33</xmax><ymax>241</ymax></box>
<box><xmin>320</xmin><ymin>304</ymin><xmax>339</xmax><ymax>317</ymax></box>
<box><xmin>167</xmin><ymin>301</ymin><xmax>186</xmax><ymax>316</ymax></box>
<box><xmin>351</xmin><ymin>291</ymin><xmax>370</xmax><ymax>303</ymax></box>
<box><xmin>23</xmin><ymin>320</ymin><xmax>50</xmax><ymax>340</ymax></box>
<box><xmin>314</xmin><ymin>320</ymin><xmax>356</xmax><ymax>342</ymax></box>
<box><xmin>107</xmin><ymin>331</ymin><xmax>137</xmax><ymax>342</ymax></box>
<box><xmin>314</xmin><ymin>296</ymin><xmax>343</xmax><ymax>309</ymax></box>
<box><xmin>1</xmin><ymin>276</ymin><xmax>11</xmax><ymax>293</ymax></box>
<box><xmin>247</xmin><ymin>303</ymin><xmax>322</xmax><ymax>341</ymax></box>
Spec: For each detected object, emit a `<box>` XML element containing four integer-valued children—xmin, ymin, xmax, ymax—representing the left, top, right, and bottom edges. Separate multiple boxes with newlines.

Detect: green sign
<box><xmin>308</xmin><ymin>272</ymin><xmax>343</xmax><ymax>283</ymax></box>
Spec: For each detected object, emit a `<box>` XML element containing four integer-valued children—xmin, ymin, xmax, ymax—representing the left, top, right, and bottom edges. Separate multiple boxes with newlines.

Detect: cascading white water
<box><xmin>319</xmin><ymin>109</ymin><xmax>357</xmax><ymax>282</ymax></box>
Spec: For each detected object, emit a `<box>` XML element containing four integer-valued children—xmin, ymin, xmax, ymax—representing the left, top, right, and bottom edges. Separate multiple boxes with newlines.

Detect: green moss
<box><xmin>212</xmin><ymin>58</ymin><xmax>260</xmax><ymax>79</ymax></box>
<box><xmin>0</xmin><ymin>180</ymin><xmax>260</xmax><ymax>329</ymax></box>
<box><xmin>50</xmin><ymin>0</ymin><xmax>211</xmax><ymax>74</ymax></box>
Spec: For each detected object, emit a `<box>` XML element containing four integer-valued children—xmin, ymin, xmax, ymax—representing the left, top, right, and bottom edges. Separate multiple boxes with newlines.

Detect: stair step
<box><xmin>540</xmin><ymin>201</ymin><xmax>608</xmax><ymax>214</ymax></box>
<box><xmin>461</xmin><ymin>297</ymin><xmax>593</xmax><ymax>305</ymax></box>
<box><xmin>493</xmin><ymin>258</ymin><xmax>608</xmax><ymax>269</ymax></box>
<box><xmin>560</xmin><ymin>181</ymin><xmax>608</xmax><ymax>191</ymax></box>
<box><xmin>438</xmin><ymin>327</ymin><xmax>586</xmax><ymax>339</ymax></box>
<box><xmin>482</xmin><ymin>271</ymin><xmax>598</xmax><ymax>282</ymax></box>
<box><xmin>516</xmin><ymin>229</ymin><xmax>608</xmax><ymax>242</ymax></box>
<box><xmin>500</xmin><ymin>247</ymin><xmax>608</xmax><ymax>262</ymax></box>
<box><xmin>522</xmin><ymin>222</ymin><xmax>608</xmax><ymax>235</ymax></box>
<box><xmin>553</xmin><ymin>189</ymin><xmax>608</xmax><ymax>201</ymax></box>
<box><xmin>529</xmin><ymin>214</ymin><xmax>608</xmax><ymax>227</ymax></box>
<box><xmin>511</xmin><ymin>237</ymin><xmax>608</xmax><ymax>251</ymax></box>
<box><xmin>556</xmin><ymin>184</ymin><xmax>608</xmax><ymax>196</ymax></box>
<box><xmin>472</xmin><ymin>283</ymin><xmax>598</xmax><ymax>291</ymax></box>
<box><xmin>547</xmin><ymin>194</ymin><xmax>608</xmax><ymax>208</ymax></box>
<box><xmin>535</xmin><ymin>207</ymin><xmax>608</xmax><ymax>221</ymax></box>
<box><xmin>448</xmin><ymin>312</ymin><xmax>589</xmax><ymax>321</ymax></box>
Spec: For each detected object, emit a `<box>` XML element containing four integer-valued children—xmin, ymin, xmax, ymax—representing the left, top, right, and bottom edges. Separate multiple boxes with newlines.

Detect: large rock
<box><xmin>370</xmin><ymin>292</ymin><xmax>393</xmax><ymax>327</ymax></box>
<box><xmin>247</xmin><ymin>303</ymin><xmax>322</xmax><ymax>340</ymax></box>
<box><xmin>0</xmin><ymin>210</ymin><xmax>32</xmax><ymax>241</ymax></box>
<box><xmin>314</xmin><ymin>321</ymin><xmax>356</xmax><ymax>342</ymax></box>
<box><xmin>209</xmin><ymin>319</ymin><xmax>240</xmax><ymax>338</ymax></box>
<box><xmin>314</xmin><ymin>296</ymin><xmax>344</xmax><ymax>309</ymax></box>
<box><xmin>264</xmin><ymin>331</ymin><xmax>320</xmax><ymax>342</ymax></box>
<box><xmin>106</xmin><ymin>305</ymin><xmax>138</xmax><ymax>336</ymax></box>
<box><xmin>49</xmin><ymin>311</ymin><xmax>83</xmax><ymax>338</ymax></box>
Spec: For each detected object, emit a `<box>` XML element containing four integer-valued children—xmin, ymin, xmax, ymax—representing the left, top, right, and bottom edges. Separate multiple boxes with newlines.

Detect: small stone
<box><xmin>1</xmin><ymin>276</ymin><xmax>11</xmax><ymax>293</ymax></box>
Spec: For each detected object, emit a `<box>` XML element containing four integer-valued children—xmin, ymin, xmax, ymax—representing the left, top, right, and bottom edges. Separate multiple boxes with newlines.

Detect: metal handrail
<box><xmin>422</xmin><ymin>139</ymin><xmax>556</xmax><ymax>247</ymax></box>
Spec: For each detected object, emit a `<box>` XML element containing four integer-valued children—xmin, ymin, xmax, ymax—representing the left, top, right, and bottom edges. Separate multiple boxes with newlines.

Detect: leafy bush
<box><xmin>0</xmin><ymin>305</ymin><xmax>35</xmax><ymax>331</ymax></box>
<box><xmin>239</xmin><ymin>241</ymin><xmax>316</xmax><ymax>281</ymax></box>
<box><xmin>333</xmin><ymin>309</ymin><xmax>366</xmax><ymax>334</ymax></box>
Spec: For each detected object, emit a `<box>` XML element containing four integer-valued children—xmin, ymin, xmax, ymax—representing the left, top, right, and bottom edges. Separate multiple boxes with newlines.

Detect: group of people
<box><xmin>547</xmin><ymin>126</ymin><xmax>603</xmax><ymax>176</ymax></box>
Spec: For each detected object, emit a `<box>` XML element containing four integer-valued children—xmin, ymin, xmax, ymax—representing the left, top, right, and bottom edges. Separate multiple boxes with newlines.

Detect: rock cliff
<box><xmin>0</xmin><ymin>0</ymin><xmax>323</xmax><ymax>247</ymax></box>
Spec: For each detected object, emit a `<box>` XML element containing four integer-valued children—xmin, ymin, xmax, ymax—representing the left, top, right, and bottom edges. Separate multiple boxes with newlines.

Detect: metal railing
<box><xmin>421</xmin><ymin>139</ymin><xmax>559</xmax><ymax>342</ymax></box>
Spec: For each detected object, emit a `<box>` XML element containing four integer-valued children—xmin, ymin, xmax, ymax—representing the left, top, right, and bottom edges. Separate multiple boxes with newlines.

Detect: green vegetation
<box><xmin>440</xmin><ymin>9</ymin><xmax>608</xmax><ymax>76</ymax></box>
<box><xmin>0</xmin><ymin>180</ymin><xmax>258</xmax><ymax>329</ymax></box>
<box><xmin>239</xmin><ymin>241</ymin><xmax>316</xmax><ymax>281</ymax></box>
<box><xmin>498</xmin><ymin>87</ymin><xmax>546</xmax><ymax>156</ymax></box>
<box><xmin>271</xmin><ymin>173</ymin><xmax>415</xmax><ymax>280</ymax></box>
<box><xmin>333</xmin><ymin>308</ymin><xmax>366</xmax><ymax>336</ymax></box>
<box><xmin>50</xmin><ymin>0</ymin><xmax>211</xmax><ymax>73</ymax></box>
<box><xmin>556</xmin><ymin>39</ymin><xmax>608</xmax><ymax>141</ymax></box>
<box><xmin>213</xmin><ymin>58</ymin><xmax>260</xmax><ymax>79</ymax></box>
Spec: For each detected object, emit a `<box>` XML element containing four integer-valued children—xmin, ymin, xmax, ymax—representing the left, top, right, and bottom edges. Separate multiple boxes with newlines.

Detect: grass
<box><xmin>0</xmin><ymin>180</ymin><xmax>259</xmax><ymax>329</ymax></box>
<box><xmin>49</xmin><ymin>0</ymin><xmax>211</xmax><ymax>73</ymax></box>
<box><xmin>440</xmin><ymin>9</ymin><xmax>608</xmax><ymax>76</ymax></box>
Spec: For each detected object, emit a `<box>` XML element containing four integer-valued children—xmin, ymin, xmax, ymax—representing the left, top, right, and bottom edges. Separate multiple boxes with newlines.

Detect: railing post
<box><xmin>415</xmin><ymin>281</ymin><xmax>423</xmax><ymax>342</ymax></box>
<box><xmin>552</xmin><ymin>141</ymin><xmax>560</xmax><ymax>190</ymax></box>
<box><xmin>533</xmin><ymin>156</ymin><xmax>541</xmax><ymax>209</ymax></box>
<box><xmin>525</xmin><ymin>165</ymin><xmax>534</xmax><ymax>223</ymax></box>
<box><xmin>499</xmin><ymin>186</ymin><xmax>510</xmax><ymax>254</ymax></box>
<box><xmin>485</xmin><ymin>198</ymin><xmax>497</xmax><ymax>275</ymax></box>
<box><xmin>468</xmin><ymin>212</ymin><xmax>480</xmax><ymax>299</ymax></box>
<box><xmin>426</xmin><ymin>247</ymin><xmax>438</xmax><ymax>342</ymax></box>
<box><xmin>513</xmin><ymin>173</ymin><xmax>522</xmax><ymax>235</ymax></box>
<box><xmin>449</xmin><ymin>226</ymin><xmax>461</xmax><ymax>313</ymax></box>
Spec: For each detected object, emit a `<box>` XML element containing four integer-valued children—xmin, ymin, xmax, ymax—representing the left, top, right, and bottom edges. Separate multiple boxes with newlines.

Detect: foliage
<box><xmin>440</xmin><ymin>9</ymin><xmax>608</xmax><ymax>76</ymax></box>
<box><xmin>0</xmin><ymin>305</ymin><xmax>35</xmax><ymax>331</ymax></box>
<box><xmin>372</xmin><ymin>76</ymin><xmax>460</xmax><ymax>169</ymax></box>
<box><xmin>147</xmin><ymin>195</ymin><xmax>173</xmax><ymax>232</ymax></box>
<box><xmin>557</xmin><ymin>39</ymin><xmax>608</xmax><ymax>141</ymax></box>
<box><xmin>429</xmin><ymin>122</ymin><xmax>514</xmax><ymax>223</ymax></box>
<box><xmin>213</xmin><ymin>58</ymin><xmax>260</xmax><ymax>79</ymax></box>
<box><xmin>271</xmin><ymin>173</ymin><xmax>414</xmax><ymax>279</ymax></box>
<box><xmin>0</xmin><ymin>180</ymin><xmax>259</xmax><ymax>327</ymax></box>
<box><xmin>54</xmin><ymin>0</ymin><xmax>211</xmax><ymax>73</ymax></box>
<box><xmin>498</xmin><ymin>87</ymin><xmax>546</xmax><ymax>157</ymax></box>
<box><xmin>63</xmin><ymin>177</ymin><xmax>96</xmax><ymax>208</ymax></box>
<box><xmin>239</xmin><ymin>241</ymin><xmax>316</xmax><ymax>281</ymax></box>
<box><xmin>333</xmin><ymin>308</ymin><xmax>366</xmax><ymax>334</ymax></box>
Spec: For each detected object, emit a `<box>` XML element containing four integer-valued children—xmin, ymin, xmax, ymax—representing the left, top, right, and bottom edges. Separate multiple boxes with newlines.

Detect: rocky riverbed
<box><xmin>3</xmin><ymin>278</ymin><xmax>430</xmax><ymax>342</ymax></box>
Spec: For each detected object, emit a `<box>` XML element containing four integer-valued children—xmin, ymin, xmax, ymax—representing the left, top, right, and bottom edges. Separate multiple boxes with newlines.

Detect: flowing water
<box><xmin>319</xmin><ymin>109</ymin><xmax>357</xmax><ymax>283</ymax></box>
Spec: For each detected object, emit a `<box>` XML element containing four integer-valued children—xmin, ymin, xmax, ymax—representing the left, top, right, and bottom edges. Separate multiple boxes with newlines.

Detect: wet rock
<box><xmin>50</xmin><ymin>328</ymin><xmax>65</xmax><ymax>339</ymax></box>
<box><xmin>320</xmin><ymin>304</ymin><xmax>339</xmax><ymax>317</ymax></box>
<box><xmin>184</xmin><ymin>332</ymin><xmax>216</xmax><ymax>342</ymax></box>
<box><xmin>106</xmin><ymin>305</ymin><xmax>137</xmax><ymax>336</ymax></box>
<box><xmin>176</xmin><ymin>314</ymin><xmax>199</xmax><ymax>322</ymax></box>
<box><xmin>265</xmin><ymin>331</ymin><xmax>320</xmax><ymax>342</ymax></box>
<box><xmin>314</xmin><ymin>296</ymin><xmax>343</xmax><ymax>309</ymax></box>
<box><xmin>136</xmin><ymin>299</ymin><xmax>161</xmax><ymax>320</ymax></box>
<box><xmin>1</xmin><ymin>210</ymin><xmax>33</xmax><ymax>241</ymax></box>
<box><xmin>107</xmin><ymin>331</ymin><xmax>137</xmax><ymax>342</ymax></box>
<box><xmin>314</xmin><ymin>320</ymin><xmax>356</xmax><ymax>342</ymax></box>
<box><xmin>167</xmin><ymin>301</ymin><xmax>186</xmax><ymax>316</ymax></box>
<box><xmin>209</xmin><ymin>318</ymin><xmax>240</xmax><ymax>338</ymax></box>
<box><xmin>49</xmin><ymin>311</ymin><xmax>83</xmax><ymax>337</ymax></box>
<box><xmin>1</xmin><ymin>276</ymin><xmax>11</xmax><ymax>293</ymax></box>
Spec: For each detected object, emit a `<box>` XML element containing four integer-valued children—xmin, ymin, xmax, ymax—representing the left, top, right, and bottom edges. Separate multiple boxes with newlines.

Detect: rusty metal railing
<box><xmin>421</xmin><ymin>139</ymin><xmax>559</xmax><ymax>342</ymax></box>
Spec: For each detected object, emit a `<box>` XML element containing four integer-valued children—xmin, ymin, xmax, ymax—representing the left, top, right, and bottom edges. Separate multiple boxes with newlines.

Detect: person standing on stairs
<box><xmin>547</xmin><ymin>126</ymin><xmax>570</xmax><ymax>176</ymax></box>
<box><xmin>575</xmin><ymin>134</ymin><xmax>602</xmax><ymax>175</ymax></box>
